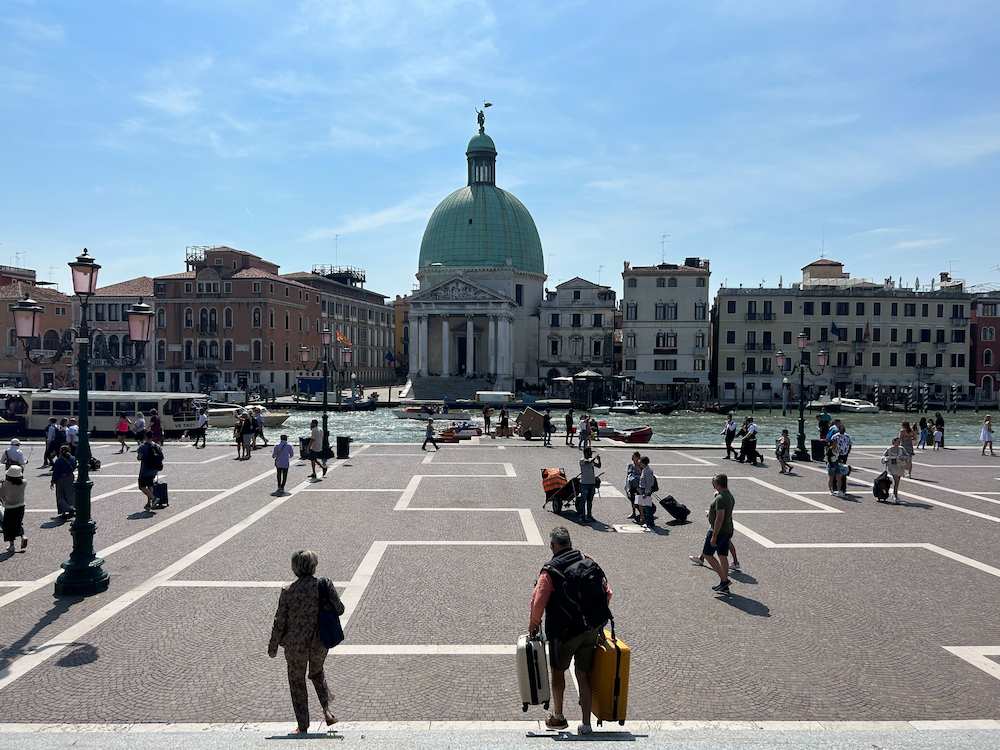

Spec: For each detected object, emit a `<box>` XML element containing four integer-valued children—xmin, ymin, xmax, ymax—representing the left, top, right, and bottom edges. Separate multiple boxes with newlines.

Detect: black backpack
<box><xmin>651</xmin><ymin>476</ymin><xmax>659</xmax><ymax>494</ymax></box>
<box><xmin>549</xmin><ymin>556</ymin><xmax>611</xmax><ymax>637</ymax></box>
<box><xmin>149</xmin><ymin>445</ymin><xmax>164</xmax><ymax>472</ymax></box>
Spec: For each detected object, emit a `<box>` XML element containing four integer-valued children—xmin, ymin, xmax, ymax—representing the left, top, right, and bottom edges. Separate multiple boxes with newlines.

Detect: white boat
<box><xmin>589</xmin><ymin>405</ymin><xmax>611</xmax><ymax>414</ymax></box>
<box><xmin>833</xmin><ymin>397</ymin><xmax>879</xmax><ymax>414</ymax></box>
<box><xmin>208</xmin><ymin>405</ymin><xmax>290</xmax><ymax>427</ymax></box>
<box><xmin>393</xmin><ymin>406</ymin><xmax>439</xmax><ymax>420</ymax></box>
<box><xmin>609</xmin><ymin>399</ymin><xmax>642</xmax><ymax>415</ymax></box>
<box><xmin>2</xmin><ymin>389</ymin><xmax>202</xmax><ymax>435</ymax></box>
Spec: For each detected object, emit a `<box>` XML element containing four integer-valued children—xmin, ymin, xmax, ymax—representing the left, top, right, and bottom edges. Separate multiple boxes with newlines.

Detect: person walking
<box><xmin>817</xmin><ymin>408</ymin><xmax>832</xmax><ymax>440</ymax></box>
<box><xmin>624</xmin><ymin>451</ymin><xmax>641</xmax><ymax>522</ymax></box>
<box><xmin>42</xmin><ymin>417</ymin><xmax>58</xmax><ymax>467</ymax></box>
<box><xmin>528</xmin><ymin>527</ymin><xmax>612</xmax><ymax>736</ymax></box>
<box><xmin>1</xmin><ymin>465</ymin><xmax>28</xmax><ymax>553</ymax></box>
<box><xmin>308</xmin><ymin>419</ymin><xmax>328</xmax><ymax>478</ymax></box>
<box><xmin>542</xmin><ymin>410</ymin><xmax>553</xmax><ymax>447</ymax></box>
<box><xmin>253</xmin><ymin>407</ymin><xmax>269</xmax><ymax>448</ymax></box>
<box><xmin>721</xmin><ymin>414</ymin><xmax>738</xmax><ymax>460</ymax></box>
<box><xmin>578</xmin><ymin>414</ymin><xmax>591</xmax><ymax>452</ymax></box>
<box><xmin>192</xmin><ymin>408</ymin><xmax>208</xmax><ymax>449</ymax></box>
<box><xmin>702</xmin><ymin>473</ymin><xmax>736</xmax><ymax>595</ymax></box>
<box><xmin>917</xmin><ymin>416</ymin><xmax>929</xmax><ymax>450</ymax></box>
<box><xmin>3</xmin><ymin>439</ymin><xmax>26</xmax><ymax>470</ymax></box>
<box><xmin>636</xmin><ymin>455</ymin><xmax>656</xmax><ymax>527</ymax></box>
<box><xmin>881</xmin><ymin>437</ymin><xmax>908</xmax><ymax>503</ymax></box>
<box><xmin>934</xmin><ymin>412</ymin><xmax>946</xmax><ymax>449</ymax></box>
<box><xmin>149</xmin><ymin>410</ymin><xmax>164</xmax><ymax>445</ymax></box>
<box><xmin>240</xmin><ymin>411</ymin><xmax>255</xmax><ymax>458</ymax></box>
<box><xmin>483</xmin><ymin>406</ymin><xmax>492</xmax><ymax>437</ymax></box>
<box><xmin>831</xmin><ymin>422</ymin><xmax>852</xmax><ymax>497</ymax></box>
<box><xmin>499</xmin><ymin>407</ymin><xmax>510</xmax><ymax>437</ymax></box>
<box><xmin>131</xmin><ymin>411</ymin><xmax>147</xmax><ymax>447</ymax></box>
<box><xmin>66</xmin><ymin>418</ymin><xmax>79</xmax><ymax>456</ymax></box>
<box><xmin>564</xmin><ymin>409</ymin><xmax>575</xmax><ymax>446</ymax></box>
<box><xmin>981</xmin><ymin>415</ymin><xmax>995</xmax><ymax>456</ymax></box>
<box><xmin>51</xmin><ymin>445</ymin><xmax>77</xmax><ymax>520</ymax></box>
<box><xmin>576</xmin><ymin>447</ymin><xmax>601</xmax><ymax>522</ymax></box>
<box><xmin>116</xmin><ymin>414</ymin><xmax>132</xmax><ymax>453</ymax></box>
<box><xmin>776</xmin><ymin>429</ymin><xmax>791</xmax><ymax>474</ymax></box>
<box><xmin>272</xmin><ymin>434</ymin><xmax>295</xmax><ymax>494</ymax></box>
<box><xmin>268</xmin><ymin>550</ymin><xmax>343</xmax><ymax>734</ymax></box>
<box><xmin>898</xmin><ymin>421</ymin><xmax>916</xmax><ymax>478</ymax></box>
<box><xmin>421</xmin><ymin>418</ymin><xmax>439</xmax><ymax>452</ymax></box>
<box><xmin>136</xmin><ymin>431</ymin><xmax>163</xmax><ymax>512</ymax></box>
<box><xmin>933</xmin><ymin>424</ymin><xmax>943</xmax><ymax>450</ymax></box>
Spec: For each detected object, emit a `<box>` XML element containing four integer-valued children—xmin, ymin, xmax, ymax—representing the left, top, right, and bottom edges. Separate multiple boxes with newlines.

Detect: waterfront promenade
<box><xmin>0</xmin><ymin>439</ymin><xmax>997</xmax><ymax>746</ymax></box>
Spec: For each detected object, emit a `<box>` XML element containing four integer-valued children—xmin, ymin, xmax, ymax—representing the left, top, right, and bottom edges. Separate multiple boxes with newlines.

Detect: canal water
<box><xmin>205</xmin><ymin>408</ymin><xmax>993</xmax><ymax>447</ymax></box>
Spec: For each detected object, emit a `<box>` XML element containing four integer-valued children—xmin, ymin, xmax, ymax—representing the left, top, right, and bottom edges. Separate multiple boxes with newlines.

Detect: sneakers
<box><xmin>688</xmin><ymin>555</ymin><xmax>704</xmax><ymax>566</ymax></box>
<box><xmin>730</xmin><ymin>561</ymin><xmax>741</xmax><ymax>572</ymax></box>
<box><xmin>545</xmin><ymin>715</ymin><xmax>569</xmax><ymax>731</ymax></box>
<box><xmin>577</xmin><ymin>723</ymin><xmax>593</xmax><ymax>735</ymax></box>
<box><xmin>712</xmin><ymin>580</ymin><xmax>731</xmax><ymax>594</ymax></box>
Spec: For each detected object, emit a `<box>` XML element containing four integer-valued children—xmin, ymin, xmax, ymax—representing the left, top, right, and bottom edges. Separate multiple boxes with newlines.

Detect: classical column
<box><xmin>466</xmin><ymin>316</ymin><xmax>475</xmax><ymax>376</ymax></box>
<box><xmin>418</xmin><ymin>314</ymin><xmax>429</xmax><ymax>376</ymax></box>
<box><xmin>408</xmin><ymin>314</ymin><xmax>418</xmax><ymax>376</ymax></box>
<box><xmin>441</xmin><ymin>317</ymin><xmax>450</xmax><ymax>376</ymax></box>
<box><xmin>488</xmin><ymin>316</ymin><xmax>497</xmax><ymax>375</ymax></box>
<box><xmin>501</xmin><ymin>316</ymin><xmax>514</xmax><ymax>378</ymax></box>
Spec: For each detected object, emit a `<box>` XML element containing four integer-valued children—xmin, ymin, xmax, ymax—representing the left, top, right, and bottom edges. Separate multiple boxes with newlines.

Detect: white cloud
<box><xmin>4</xmin><ymin>17</ymin><xmax>64</xmax><ymax>43</ymax></box>
<box><xmin>303</xmin><ymin>193</ymin><xmax>439</xmax><ymax>240</ymax></box>
<box><xmin>137</xmin><ymin>86</ymin><xmax>201</xmax><ymax>116</ymax></box>
<box><xmin>891</xmin><ymin>238</ymin><xmax>951</xmax><ymax>250</ymax></box>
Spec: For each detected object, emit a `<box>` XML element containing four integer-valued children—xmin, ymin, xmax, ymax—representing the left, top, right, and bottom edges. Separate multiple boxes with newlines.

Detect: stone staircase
<box><xmin>407</xmin><ymin>375</ymin><xmax>500</xmax><ymax>401</ymax></box>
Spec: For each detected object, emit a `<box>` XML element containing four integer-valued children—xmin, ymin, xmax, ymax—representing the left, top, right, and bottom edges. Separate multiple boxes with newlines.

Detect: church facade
<box><xmin>407</xmin><ymin>119</ymin><xmax>545</xmax><ymax>394</ymax></box>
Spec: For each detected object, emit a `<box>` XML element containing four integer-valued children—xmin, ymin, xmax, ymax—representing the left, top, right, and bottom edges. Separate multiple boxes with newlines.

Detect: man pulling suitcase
<box><xmin>527</xmin><ymin>527</ymin><xmax>612</xmax><ymax>735</ymax></box>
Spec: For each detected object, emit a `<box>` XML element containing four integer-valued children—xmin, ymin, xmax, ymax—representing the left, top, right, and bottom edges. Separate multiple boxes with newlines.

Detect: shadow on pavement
<box><xmin>0</xmin><ymin>595</ymin><xmax>85</xmax><ymax>673</ymax></box>
<box><xmin>55</xmin><ymin>642</ymin><xmax>99</xmax><ymax>668</ymax></box>
<box><xmin>717</xmin><ymin>592</ymin><xmax>770</xmax><ymax>617</ymax></box>
<box><xmin>730</xmin><ymin>570</ymin><xmax>758</xmax><ymax>585</ymax></box>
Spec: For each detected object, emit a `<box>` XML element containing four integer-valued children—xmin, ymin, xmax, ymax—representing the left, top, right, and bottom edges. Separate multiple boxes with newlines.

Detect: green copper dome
<box><xmin>419</xmin><ymin>129</ymin><xmax>544</xmax><ymax>275</ymax></box>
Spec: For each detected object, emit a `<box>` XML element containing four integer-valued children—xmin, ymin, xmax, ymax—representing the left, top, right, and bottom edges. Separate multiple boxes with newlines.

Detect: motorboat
<box><xmin>393</xmin><ymin>405</ymin><xmax>439</xmax><ymax>420</ymax></box>
<box><xmin>588</xmin><ymin>405</ymin><xmax>611</xmax><ymax>415</ymax></box>
<box><xmin>833</xmin><ymin>397</ymin><xmax>879</xmax><ymax>414</ymax></box>
<box><xmin>208</xmin><ymin>405</ymin><xmax>290</xmax><ymax>428</ymax></box>
<box><xmin>611</xmin><ymin>425</ymin><xmax>653</xmax><ymax>444</ymax></box>
<box><xmin>609</xmin><ymin>399</ymin><xmax>642</xmax><ymax>415</ymax></box>
<box><xmin>444</xmin><ymin>421</ymin><xmax>482</xmax><ymax>438</ymax></box>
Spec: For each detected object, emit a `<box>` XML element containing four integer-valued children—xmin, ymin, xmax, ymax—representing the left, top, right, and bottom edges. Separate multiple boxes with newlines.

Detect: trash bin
<box><xmin>336</xmin><ymin>435</ymin><xmax>351</xmax><ymax>460</ymax></box>
<box><xmin>299</xmin><ymin>436</ymin><xmax>311</xmax><ymax>460</ymax></box>
<box><xmin>810</xmin><ymin>439</ymin><xmax>826</xmax><ymax>462</ymax></box>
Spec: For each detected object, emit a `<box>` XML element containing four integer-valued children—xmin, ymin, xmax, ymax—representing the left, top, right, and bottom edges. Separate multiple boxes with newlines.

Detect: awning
<box><xmin>573</xmin><ymin>369</ymin><xmax>603</xmax><ymax>379</ymax></box>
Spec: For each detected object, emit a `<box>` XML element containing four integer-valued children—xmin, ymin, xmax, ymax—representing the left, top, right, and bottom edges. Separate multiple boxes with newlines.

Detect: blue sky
<box><xmin>2</xmin><ymin>0</ymin><xmax>999</xmax><ymax>298</ymax></box>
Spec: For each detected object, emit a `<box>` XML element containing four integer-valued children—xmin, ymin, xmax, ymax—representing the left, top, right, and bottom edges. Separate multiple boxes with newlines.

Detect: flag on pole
<box><xmin>336</xmin><ymin>330</ymin><xmax>352</xmax><ymax>347</ymax></box>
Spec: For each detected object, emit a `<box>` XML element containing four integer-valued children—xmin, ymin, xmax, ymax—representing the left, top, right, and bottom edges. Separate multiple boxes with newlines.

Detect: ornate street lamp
<box><xmin>10</xmin><ymin>248</ymin><xmax>152</xmax><ymax>597</ymax></box>
<box><xmin>776</xmin><ymin>333</ymin><xmax>828</xmax><ymax>462</ymax></box>
<box><xmin>320</xmin><ymin>328</ymin><xmax>333</xmax><ymax>459</ymax></box>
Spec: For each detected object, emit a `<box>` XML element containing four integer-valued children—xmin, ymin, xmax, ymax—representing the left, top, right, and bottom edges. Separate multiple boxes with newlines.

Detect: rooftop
<box><xmin>94</xmin><ymin>276</ymin><xmax>154</xmax><ymax>297</ymax></box>
<box><xmin>623</xmin><ymin>258</ymin><xmax>710</xmax><ymax>275</ymax></box>
<box><xmin>0</xmin><ymin>280</ymin><xmax>72</xmax><ymax>303</ymax></box>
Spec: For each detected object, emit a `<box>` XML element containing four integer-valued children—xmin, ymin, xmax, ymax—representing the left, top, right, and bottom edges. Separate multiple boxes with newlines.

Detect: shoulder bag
<box><xmin>317</xmin><ymin>577</ymin><xmax>345</xmax><ymax>649</ymax></box>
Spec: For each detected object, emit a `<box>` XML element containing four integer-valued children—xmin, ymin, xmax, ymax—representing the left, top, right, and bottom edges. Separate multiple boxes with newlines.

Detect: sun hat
<box><xmin>6</xmin><ymin>465</ymin><xmax>24</xmax><ymax>479</ymax></box>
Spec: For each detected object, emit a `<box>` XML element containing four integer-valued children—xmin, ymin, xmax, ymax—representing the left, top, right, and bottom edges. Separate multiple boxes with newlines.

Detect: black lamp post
<box><xmin>776</xmin><ymin>333</ymin><xmax>828</xmax><ymax>462</ymax></box>
<box><xmin>302</xmin><ymin>330</ymin><xmax>333</xmax><ymax>461</ymax></box>
<box><xmin>11</xmin><ymin>248</ymin><xmax>153</xmax><ymax>597</ymax></box>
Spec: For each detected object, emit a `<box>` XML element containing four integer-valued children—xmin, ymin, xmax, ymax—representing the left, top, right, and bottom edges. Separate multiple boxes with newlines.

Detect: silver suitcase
<box><xmin>516</xmin><ymin>634</ymin><xmax>551</xmax><ymax>711</ymax></box>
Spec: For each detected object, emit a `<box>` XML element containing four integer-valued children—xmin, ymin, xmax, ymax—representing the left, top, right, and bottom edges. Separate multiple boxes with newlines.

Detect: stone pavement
<box><xmin>0</xmin><ymin>437</ymin><xmax>998</xmax><ymax>743</ymax></box>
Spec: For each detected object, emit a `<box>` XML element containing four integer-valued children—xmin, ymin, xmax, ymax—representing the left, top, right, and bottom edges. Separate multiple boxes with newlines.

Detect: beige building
<box><xmin>537</xmin><ymin>277</ymin><xmax>616</xmax><ymax>379</ymax></box>
<box><xmin>711</xmin><ymin>259</ymin><xmax>973</xmax><ymax>405</ymax></box>
<box><xmin>79</xmin><ymin>276</ymin><xmax>156</xmax><ymax>391</ymax></box>
<box><xmin>621</xmin><ymin>258</ymin><xmax>711</xmax><ymax>400</ymax></box>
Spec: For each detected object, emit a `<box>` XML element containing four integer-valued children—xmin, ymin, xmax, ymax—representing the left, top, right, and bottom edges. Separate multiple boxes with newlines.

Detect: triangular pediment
<box><xmin>412</xmin><ymin>276</ymin><xmax>512</xmax><ymax>304</ymax></box>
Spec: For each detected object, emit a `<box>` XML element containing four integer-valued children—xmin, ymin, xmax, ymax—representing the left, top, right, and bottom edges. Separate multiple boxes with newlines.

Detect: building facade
<box><xmin>621</xmin><ymin>258</ymin><xmax>711</xmax><ymax>400</ymax></box>
<box><xmin>971</xmin><ymin>294</ymin><xmax>999</xmax><ymax>403</ymax></box>
<box><xmin>284</xmin><ymin>266</ymin><xmax>397</xmax><ymax>386</ymax></box>
<box><xmin>153</xmin><ymin>246</ymin><xmax>320</xmax><ymax>394</ymax></box>
<box><xmin>393</xmin><ymin>294</ymin><xmax>410</xmax><ymax>376</ymax></box>
<box><xmin>537</xmin><ymin>277</ymin><xmax>616</xmax><ymax>379</ymax></box>
<box><xmin>80</xmin><ymin>276</ymin><xmax>156</xmax><ymax>391</ymax></box>
<box><xmin>712</xmin><ymin>259</ymin><xmax>973</xmax><ymax>405</ymax></box>
<box><xmin>407</xmin><ymin>116</ymin><xmax>545</xmax><ymax>396</ymax></box>
<box><xmin>0</xmin><ymin>277</ymin><xmax>74</xmax><ymax>387</ymax></box>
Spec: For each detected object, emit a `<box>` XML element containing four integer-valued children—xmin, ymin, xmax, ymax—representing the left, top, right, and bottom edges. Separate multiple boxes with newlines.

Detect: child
<box><xmin>933</xmin><ymin>427</ymin><xmax>943</xmax><ymax>450</ymax></box>
<box><xmin>776</xmin><ymin>429</ymin><xmax>791</xmax><ymax>474</ymax></box>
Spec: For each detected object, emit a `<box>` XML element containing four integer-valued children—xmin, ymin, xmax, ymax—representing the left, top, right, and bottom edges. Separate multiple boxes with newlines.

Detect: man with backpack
<box><xmin>528</xmin><ymin>526</ymin><xmax>612</xmax><ymax>736</ymax></box>
<box><xmin>136</xmin><ymin>431</ymin><xmax>164</xmax><ymax>512</ymax></box>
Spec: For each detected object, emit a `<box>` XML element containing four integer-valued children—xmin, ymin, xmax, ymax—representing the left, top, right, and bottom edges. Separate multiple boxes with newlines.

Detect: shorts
<box><xmin>550</xmin><ymin>627</ymin><xmax>601</xmax><ymax>672</ymax></box>
<box><xmin>138</xmin><ymin>473</ymin><xmax>156</xmax><ymax>490</ymax></box>
<box><xmin>309</xmin><ymin>449</ymin><xmax>324</xmax><ymax>460</ymax></box>
<box><xmin>241</xmin><ymin>434</ymin><xmax>253</xmax><ymax>448</ymax></box>
<box><xmin>702</xmin><ymin>528</ymin><xmax>732</xmax><ymax>557</ymax></box>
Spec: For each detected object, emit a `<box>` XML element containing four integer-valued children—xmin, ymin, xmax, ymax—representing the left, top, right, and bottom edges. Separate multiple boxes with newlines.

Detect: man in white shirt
<box><xmin>308</xmin><ymin>419</ymin><xmax>327</xmax><ymax>480</ymax></box>
<box><xmin>66</xmin><ymin>418</ymin><xmax>80</xmax><ymax>455</ymax></box>
<box><xmin>192</xmin><ymin>409</ymin><xmax>208</xmax><ymax>449</ymax></box>
<box><xmin>831</xmin><ymin>423</ymin><xmax>852</xmax><ymax>497</ymax></box>
<box><xmin>132</xmin><ymin>412</ymin><xmax>146</xmax><ymax>446</ymax></box>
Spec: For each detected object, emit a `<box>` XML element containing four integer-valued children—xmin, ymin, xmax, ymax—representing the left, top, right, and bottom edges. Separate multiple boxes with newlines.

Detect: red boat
<box><xmin>612</xmin><ymin>425</ymin><xmax>653</xmax><ymax>444</ymax></box>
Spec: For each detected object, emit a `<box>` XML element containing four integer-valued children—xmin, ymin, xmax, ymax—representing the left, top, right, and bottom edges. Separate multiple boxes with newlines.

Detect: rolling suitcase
<box><xmin>591</xmin><ymin>624</ymin><xmax>630</xmax><ymax>726</ymax></box>
<box><xmin>153</xmin><ymin>481</ymin><xmax>169</xmax><ymax>508</ymax></box>
<box><xmin>658</xmin><ymin>494</ymin><xmax>690</xmax><ymax>523</ymax></box>
<box><xmin>516</xmin><ymin>634</ymin><xmax>550</xmax><ymax>712</ymax></box>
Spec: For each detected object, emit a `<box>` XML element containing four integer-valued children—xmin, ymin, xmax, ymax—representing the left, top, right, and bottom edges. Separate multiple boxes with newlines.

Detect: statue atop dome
<box><xmin>476</xmin><ymin>101</ymin><xmax>492</xmax><ymax>134</ymax></box>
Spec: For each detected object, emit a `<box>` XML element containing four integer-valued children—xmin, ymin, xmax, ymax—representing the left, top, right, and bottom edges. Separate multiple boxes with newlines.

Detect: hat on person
<box><xmin>9</xmin><ymin>438</ymin><xmax>20</xmax><ymax>446</ymax></box>
<box><xmin>6</xmin><ymin>465</ymin><xmax>23</xmax><ymax>479</ymax></box>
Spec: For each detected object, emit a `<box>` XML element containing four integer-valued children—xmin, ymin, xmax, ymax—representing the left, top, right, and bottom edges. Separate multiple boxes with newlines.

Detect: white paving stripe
<box><xmin>943</xmin><ymin>646</ymin><xmax>1000</xmax><ymax>682</ymax></box>
<box><xmin>0</xmin><ymin>463</ymin><xmax>337</xmax><ymax>692</ymax></box>
<box><xmin>0</xmin><ymin>468</ymin><xmax>275</xmax><ymax>611</ymax></box>
<box><xmin>672</xmin><ymin>450</ymin><xmax>717</xmax><ymax>466</ymax></box>
<box><xmin>1</xmin><ymin>719</ymin><xmax>997</xmax><ymax>732</ymax></box>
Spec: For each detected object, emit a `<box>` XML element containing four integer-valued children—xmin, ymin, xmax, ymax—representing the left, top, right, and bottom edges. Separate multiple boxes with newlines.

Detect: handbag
<box><xmin>317</xmin><ymin>578</ymin><xmax>345</xmax><ymax>649</ymax></box>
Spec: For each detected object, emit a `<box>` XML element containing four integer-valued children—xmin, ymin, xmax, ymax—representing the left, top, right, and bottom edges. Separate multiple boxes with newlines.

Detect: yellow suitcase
<box><xmin>590</xmin><ymin>626</ymin><xmax>630</xmax><ymax>726</ymax></box>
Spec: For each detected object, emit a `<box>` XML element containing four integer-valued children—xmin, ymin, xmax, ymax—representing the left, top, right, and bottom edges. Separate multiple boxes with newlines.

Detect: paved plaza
<box><xmin>0</xmin><ymin>436</ymin><xmax>998</xmax><ymax>745</ymax></box>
